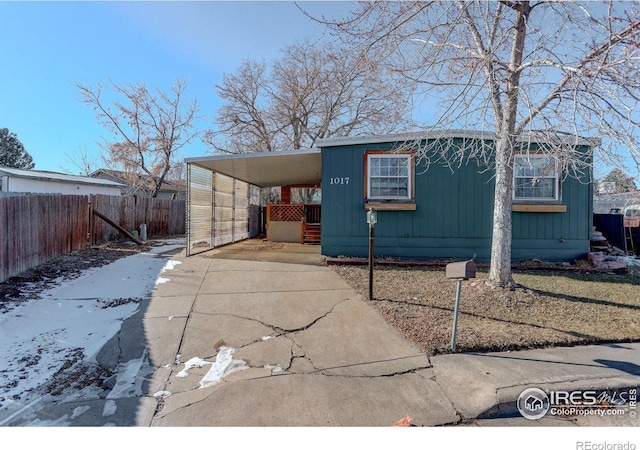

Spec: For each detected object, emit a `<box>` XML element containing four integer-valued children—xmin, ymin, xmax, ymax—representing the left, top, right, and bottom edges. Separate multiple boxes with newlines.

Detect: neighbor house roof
<box><xmin>0</xmin><ymin>166</ymin><xmax>125</xmax><ymax>188</ymax></box>
<box><xmin>90</xmin><ymin>169</ymin><xmax>185</xmax><ymax>193</ymax></box>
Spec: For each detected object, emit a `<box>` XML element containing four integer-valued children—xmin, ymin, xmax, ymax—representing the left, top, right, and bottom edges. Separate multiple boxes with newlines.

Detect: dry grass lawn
<box><xmin>330</xmin><ymin>264</ymin><xmax>640</xmax><ymax>355</ymax></box>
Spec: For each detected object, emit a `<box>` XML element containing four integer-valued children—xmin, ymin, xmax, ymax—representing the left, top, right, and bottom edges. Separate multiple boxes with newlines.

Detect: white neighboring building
<box><xmin>0</xmin><ymin>166</ymin><xmax>124</xmax><ymax>196</ymax></box>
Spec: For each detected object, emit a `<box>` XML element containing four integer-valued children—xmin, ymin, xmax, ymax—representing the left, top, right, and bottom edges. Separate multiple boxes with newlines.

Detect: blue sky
<box><xmin>0</xmin><ymin>1</ymin><xmax>352</xmax><ymax>173</ymax></box>
<box><xmin>1</xmin><ymin>1</ymin><xmax>638</xmax><ymax>185</ymax></box>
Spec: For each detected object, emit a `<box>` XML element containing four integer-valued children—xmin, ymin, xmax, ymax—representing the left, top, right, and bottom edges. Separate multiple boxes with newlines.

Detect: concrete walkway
<box><xmin>141</xmin><ymin>241</ymin><xmax>640</xmax><ymax>427</ymax></box>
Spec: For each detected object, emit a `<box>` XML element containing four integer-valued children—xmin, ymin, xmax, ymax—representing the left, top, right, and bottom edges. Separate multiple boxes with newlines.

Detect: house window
<box><xmin>366</xmin><ymin>153</ymin><xmax>413</xmax><ymax>200</ymax></box>
<box><xmin>514</xmin><ymin>154</ymin><xmax>559</xmax><ymax>201</ymax></box>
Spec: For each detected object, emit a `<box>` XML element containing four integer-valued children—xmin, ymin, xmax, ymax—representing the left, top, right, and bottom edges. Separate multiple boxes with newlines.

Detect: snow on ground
<box><xmin>0</xmin><ymin>239</ymin><xmax>185</xmax><ymax>422</ymax></box>
<box><xmin>174</xmin><ymin>347</ymin><xmax>249</xmax><ymax>389</ymax></box>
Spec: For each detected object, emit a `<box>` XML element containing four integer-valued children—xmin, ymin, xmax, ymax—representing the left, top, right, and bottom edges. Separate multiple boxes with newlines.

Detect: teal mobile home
<box><xmin>185</xmin><ymin>131</ymin><xmax>596</xmax><ymax>262</ymax></box>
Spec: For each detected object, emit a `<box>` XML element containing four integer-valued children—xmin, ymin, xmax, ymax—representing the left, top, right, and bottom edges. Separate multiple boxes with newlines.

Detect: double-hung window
<box><xmin>513</xmin><ymin>154</ymin><xmax>560</xmax><ymax>201</ymax></box>
<box><xmin>366</xmin><ymin>153</ymin><xmax>413</xmax><ymax>200</ymax></box>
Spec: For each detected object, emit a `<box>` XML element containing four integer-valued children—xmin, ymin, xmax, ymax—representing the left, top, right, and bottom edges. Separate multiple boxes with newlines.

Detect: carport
<box><xmin>185</xmin><ymin>149</ymin><xmax>322</xmax><ymax>256</ymax></box>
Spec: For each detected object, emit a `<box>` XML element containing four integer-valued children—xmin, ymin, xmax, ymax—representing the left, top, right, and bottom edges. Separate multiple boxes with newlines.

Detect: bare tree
<box><xmin>314</xmin><ymin>1</ymin><xmax>640</xmax><ymax>286</ymax></box>
<box><xmin>75</xmin><ymin>78</ymin><xmax>199</xmax><ymax>197</ymax></box>
<box><xmin>63</xmin><ymin>145</ymin><xmax>102</xmax><ymax>176</ymax></box>
<box><xmin>205</xmin><ymin>40</ymin><xmax>415</xmax><ymax>154</ymax></box>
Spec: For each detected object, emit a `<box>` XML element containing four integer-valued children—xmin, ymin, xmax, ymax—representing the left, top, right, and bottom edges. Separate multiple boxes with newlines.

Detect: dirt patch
<box><xmin>330</xmin><ymin>262</ymin><xmax>640</xmax><ymax>356</ymax></box>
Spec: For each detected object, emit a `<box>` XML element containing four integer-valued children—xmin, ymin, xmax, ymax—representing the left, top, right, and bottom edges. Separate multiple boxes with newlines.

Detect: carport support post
<box><xmin>451</xmin><ymin>279</ymin><xmax>463</xmax><ymax>352</ymax></box>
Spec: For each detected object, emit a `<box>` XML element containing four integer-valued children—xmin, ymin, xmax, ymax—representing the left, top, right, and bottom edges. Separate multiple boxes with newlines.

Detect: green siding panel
<box><xmin>321</xmin><ymin>141</ymin><xmax>592</xmax><ymax>262</ymax></box>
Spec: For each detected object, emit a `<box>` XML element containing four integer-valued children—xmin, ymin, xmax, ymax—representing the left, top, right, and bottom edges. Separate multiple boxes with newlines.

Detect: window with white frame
<box><xmin>513</xmin><ymin>154</ymin><xmax>559</xmax><ymax>201</ymax></box>
<box><xmin>366</xmin><ymin>153</ymin><xmax>413</xmax><ymax>200</ymax></box>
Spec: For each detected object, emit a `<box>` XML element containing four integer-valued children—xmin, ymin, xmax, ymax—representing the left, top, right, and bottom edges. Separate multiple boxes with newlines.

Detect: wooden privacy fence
<box><xmin>0</xmin><ymin>194</ymin><xmax>89</xmax><ymax>283</ymax></box>
<box><xmin>90</xmin><ymin>195</ymin><xmax>185</xmax><ymax>244</ymax></box>
<box><xmin>0</xmin><ymin>194</ymin><xmax>186</xmax><ymax>283</ymax></box>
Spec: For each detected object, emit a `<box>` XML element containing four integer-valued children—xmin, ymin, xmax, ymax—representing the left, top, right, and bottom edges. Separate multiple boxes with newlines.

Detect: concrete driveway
<box><xmin>143</xmin><ymin>240</ymin><xmax>459</xmax><ymax>426</ymax></box>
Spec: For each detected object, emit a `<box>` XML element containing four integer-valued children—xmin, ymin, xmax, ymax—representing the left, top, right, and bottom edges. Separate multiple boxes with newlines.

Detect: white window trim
<box><xmin>513</xmin><ymin>154</ymin><xmax>560</xmax><ymax>202</ymax></box>
<box><xmin>366</xmin><ymin>153</ymin><xmax>413</xmax><ymax>200</ymax></box>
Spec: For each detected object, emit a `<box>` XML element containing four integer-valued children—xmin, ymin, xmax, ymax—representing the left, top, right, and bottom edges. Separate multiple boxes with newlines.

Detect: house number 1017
<box><xmin>330</xmin><ymin>177</ymin><xmax>350</xmax><ymax>185</ymax></box>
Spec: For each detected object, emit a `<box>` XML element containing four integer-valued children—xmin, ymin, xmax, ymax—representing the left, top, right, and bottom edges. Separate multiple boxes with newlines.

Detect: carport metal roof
<box><xmin>185</xmin><ymin>148</ymin><xmax>321</xmax><ymax>188</ymax></box>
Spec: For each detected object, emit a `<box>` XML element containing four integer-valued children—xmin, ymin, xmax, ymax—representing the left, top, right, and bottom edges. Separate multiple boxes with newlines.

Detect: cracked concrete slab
<box><xmin>146</xmin><ymin>295</ymin><xmax>195</xmax><ymax>319</ymax></box>
<box><xmin>431</xmin><ymin>343</ymin><xmax>640</xmax><ymax>419</ymax></box>
<box><xmin>151</xmin><ymin>370</ymin><xmax>459</xmax><ymax>426</ymax></box>
<box><xmin>294</xmin><ymin>297</ymin><xmax>429</xmax><ymax>377</ymax></box>
<box><xmin>178</xmin><ymin>312</ymin><xmax>275</xmax><ymax>358</ymax></box>
<box><xmin>193</xmin><ymin>290</ymin><xmax>353</xmax><ymax>332</ymax></box>
<box><xmin>143</xmin><ymin>316</ymin><xmax>188</xmax><ymax>367</ymax></box>
<box><xmin>204</xmin><ymin>257</ymin><xmax>326</xmax><ymax>273</ymax></box>
<box><xmin>199</xmin><ymin>268</ymin><xmax>351</xmax><ymax>295</ymax></box>
<box><xmin>233</xmin><ymin>335</ymin><xmax>295</xmax><ymax>371</ymax></box>
<box><xmin>140</xmin><ymin>245</ymin><xmax>464</xmax><ymax>427</ymax></box>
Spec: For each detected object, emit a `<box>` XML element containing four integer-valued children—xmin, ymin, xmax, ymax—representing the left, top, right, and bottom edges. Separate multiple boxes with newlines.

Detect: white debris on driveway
<box><xmin>174</xmin><ymin>347</ymin><xmax>249</xmax><ymax>389</ymax></box>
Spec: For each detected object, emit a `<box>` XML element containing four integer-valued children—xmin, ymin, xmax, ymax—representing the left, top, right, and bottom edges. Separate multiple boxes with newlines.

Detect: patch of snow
<box><xmin>264</xmin><ymin>364</ymin><xmax>283</xmax><ymax>373</ymax></box>
<box><xmin>262</xmin><ymin>335</ymin><xmax>276</xmax><ymax>341</ymax></box>
<box><xmin>42</xmin><ymin>252</ymin><xmax>171</xmax><ymax>300</ymax></box>
<box><xmin>0</xmin><ymin>297</ymin><xmax>139</xmax><ymax>402</ymax></box>
<box><xmin>162</xmin><ymin>260</ymin><xmax>182</xmax><ymax>271</ymax></box>
<box><xmin>102</xmin><ymin>401</ymin><xmax>117</xmax><ymax>417</ymax></box>
<box><xmin>153</xmin><ymin>391</ymin><xmax>172</xmax><ymax>399</ymax></box>
<box><xmin>148</xmin><ymin>244</ymin><xmax>184</xmax><ymax>255</ymax></box>
<box><xmin>176</xmin><ymin>357</ymin><xmax>209</xmax><ymax>378</ymax></box>
<box><xmin>72</xmin><ymin>405</ymin><xmax>91</xmax><ymax>419</ymax></box>
<box><xmin>24</xmin><ymin>415</ymin><xmax>72</xmax><ymax>427</ymax></box>
<box><xmin>155</xmin><ymin>259</ymin><xmax>182</xmax><ymax>285</ymax></box>
<box><xmin>107</xmin><ymin>347</ymin><xmax>152</xmax><ymax>399</ymax></box>
<box><xmin>199</xmin><ymin>347</ymin><xmax>248</xmax><ymax>388</ymax></box>
<box><xmin>0</xmin><ymin>397</ymin><xmax>43</xmax><ymax>426</ymax></box>
<box><xmin>0</xmin><ymin>242</ymin><xmax>185</xmax><ymax>424</ymax></box>
<box><xmin>175</xmin><ymin>348</ymin><xmax>248</xmax><ymax>388</ymax></box>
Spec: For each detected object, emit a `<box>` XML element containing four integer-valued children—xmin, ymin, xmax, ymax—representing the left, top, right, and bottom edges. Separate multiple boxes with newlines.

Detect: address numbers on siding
<box><xmin>329</xmin><ymin>177</ymin><xmax>350</xmax><ymax>185</ymax></box>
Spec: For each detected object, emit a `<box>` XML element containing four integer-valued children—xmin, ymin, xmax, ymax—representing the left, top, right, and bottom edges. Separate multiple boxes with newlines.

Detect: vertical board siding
<box><xmin>321</xmin><ymin>140</ymin><xmax>591</xmax><ymax>262</ymax></box>
<box><xmin>0</xmin><ymin>194</ymin><xmax>186</xmax><ymax>283</ymax></box>
<box><xmin>0</xmin><ymin>195</ymin><xmax>89</xmax><ymax>283</ymax></box>
<box><xmin>90</xmin><ymin>195</ymin><xmax>185</xmax><ymax>244</ymax></box>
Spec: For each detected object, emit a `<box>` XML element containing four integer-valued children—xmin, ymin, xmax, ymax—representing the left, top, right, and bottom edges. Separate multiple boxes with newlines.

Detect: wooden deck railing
<box><xmin>266</xmin><ymin>203</ymin><xmax>321</xmax><ymax>244</ymax></box>
<box><xmin>267</xmin><ymin>204</ymin><xmax>304</xmax><ymax>222</ymax></box>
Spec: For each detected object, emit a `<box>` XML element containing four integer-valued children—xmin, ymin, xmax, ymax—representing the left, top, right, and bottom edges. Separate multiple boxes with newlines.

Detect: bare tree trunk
<box><xmin>487</xmin><ymin>1</ymin><xmax>530</xmax><ymax>287</ymax></box>
<box><xmin>488</xmin><ymin>138</ymin><xmax>515</xmax><ymax>287</ymax></box>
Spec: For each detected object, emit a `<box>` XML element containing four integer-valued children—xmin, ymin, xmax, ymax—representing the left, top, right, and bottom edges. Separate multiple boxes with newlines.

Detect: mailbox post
<box><xmin>367</xmin><ymin>207</ymin><xmax>377</xmax><ymax>300</ymax></box>
<box><xmin>445</xmin><ymin>259</ymin><xmax>477</xmax><ymax>352</ymax></box>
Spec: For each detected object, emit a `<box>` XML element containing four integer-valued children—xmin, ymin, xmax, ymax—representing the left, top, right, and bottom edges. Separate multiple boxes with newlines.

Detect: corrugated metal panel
<box><xmin>213</xmin><ymin>173</ymin><xmax>234</xmax><ymax>246</ymax></box>
<box><xmin>187</xmin><ymin>164</ymin><xmax>261</xmax><ymax>256</ymax></box>
<box><xmin>187</xmin><ymin>165</ymin><xmax>213</xmax><ymax>255</ymax></box>
<box><xmin>234</xmin><ymin>180</ymin><xmax>249</xmax><ymax>241</ymax></box>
